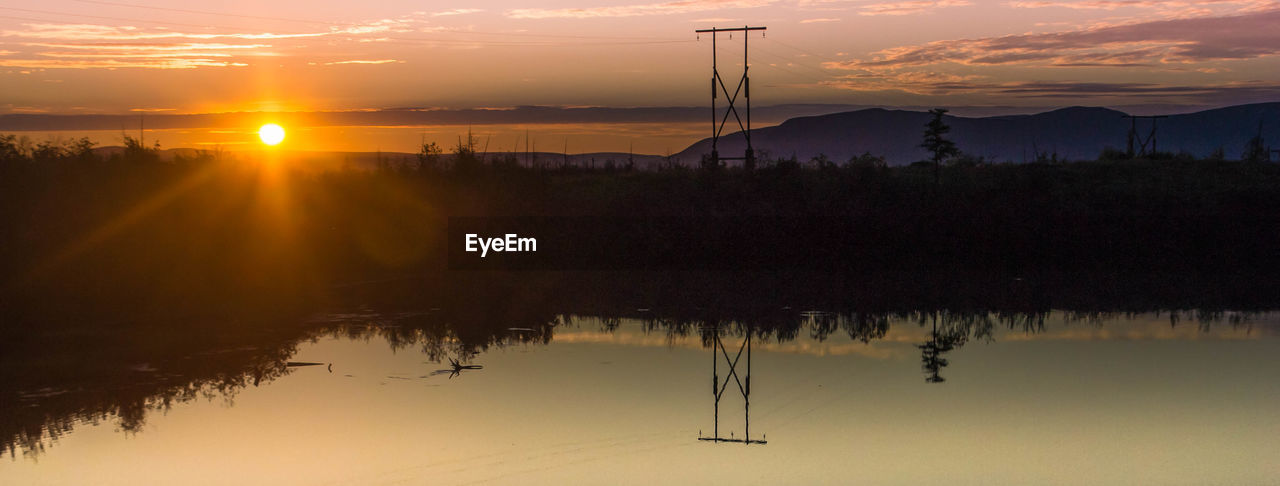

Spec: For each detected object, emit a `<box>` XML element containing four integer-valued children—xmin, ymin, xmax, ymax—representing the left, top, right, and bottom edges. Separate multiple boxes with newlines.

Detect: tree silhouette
<box><xmin>416</xmin><ymin>141</ymin><xmax>442</xmax><ymax>173</ymax></box>
<box><xmin>121</xmin><ymin>135</ymin><xmax>160</xmax><ymax>164</ymax></box>
<box><xmin>1241</xmin><ymin>121</ymin><xmax>1267</xmax><ymax>162</ymax></box>
<box><xmin>921</xmin><ymin>108</ymin><xmax>959</xmax><ymax>184</ymax></box>
<box><xmin>453</xmin><ymin>129</ymin><xmax>481</xmax><ymax>175</ymax></box>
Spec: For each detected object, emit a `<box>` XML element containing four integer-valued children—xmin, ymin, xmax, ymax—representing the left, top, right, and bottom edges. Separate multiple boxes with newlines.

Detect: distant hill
<box><xmin>676</xmin><ymin>103</ymin><xmax>1280</xmax><ymax>165</ymax></box>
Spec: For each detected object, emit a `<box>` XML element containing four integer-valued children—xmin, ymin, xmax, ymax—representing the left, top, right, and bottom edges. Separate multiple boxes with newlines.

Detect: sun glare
<box><xmin>258</xmin><ymin>124</ymin><xmax>285</xmax><ymax>146</ymax></box>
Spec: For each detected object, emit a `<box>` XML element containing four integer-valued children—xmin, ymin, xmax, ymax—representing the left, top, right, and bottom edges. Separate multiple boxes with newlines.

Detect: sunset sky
<box><xmin>2</xmin><ymin>0</ymin><xmax>1279</xmax><ymax>115</ymax></box>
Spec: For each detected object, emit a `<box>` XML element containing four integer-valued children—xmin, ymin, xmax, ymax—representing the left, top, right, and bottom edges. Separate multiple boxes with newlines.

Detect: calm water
<box><xmin>3</xmin><ymin>311</ymin><xmax>1279</xmax><ymax>485</ymax></box>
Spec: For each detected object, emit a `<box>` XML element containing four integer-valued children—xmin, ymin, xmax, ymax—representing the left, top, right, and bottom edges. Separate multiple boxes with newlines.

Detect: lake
<box><xmin>4</xmin><ymin>308</ymin><xmax>1277</xmax><ymax>485</ymax></box>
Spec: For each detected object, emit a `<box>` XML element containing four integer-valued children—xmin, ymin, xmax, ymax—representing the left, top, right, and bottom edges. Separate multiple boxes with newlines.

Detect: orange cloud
<box><xmin>321</xmin><ymin>59</ymin><xmax>403</xmax><ymax>65</ymax></box>
<box><xmin>0</xmin><ymin>58</ymin><xmax>247</xmax><ymax>69</ymax></box>
<box><xmin>824</xmin><ymin>7</ymin><xmax>1280</xmax><ymax>69</ymax></box>
<box><xmin>0</xmin><ymin>13</ymin><xmax>430</xmax><ymax>70</ymax></box>
<box><xmin>506</xmin><ymin>0</ymin><xmax>775</xmax><ymax>19</ymax></box>
<box><xmin>857</xmin><ymin>0</ymin><xmax>973</xmax><ymax>16</ymax></box>
<box><xmin>1007</xmin><ymin>0</ymin><xmax>1272</xmax><ymax>11</ymax></box>
<box><xmin>431</xmin><ymin>8</ymin><xmax>484</xmax><ymax>17</ymax></box>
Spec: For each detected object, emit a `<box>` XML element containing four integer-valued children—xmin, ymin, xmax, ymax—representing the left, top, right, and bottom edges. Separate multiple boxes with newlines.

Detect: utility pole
<box><xmin>695</xmin><ymin>25</ymin><xmax>766</xmax><ymax>170</ymax></box>
<box><xmin>1122</xmin><ymin>115</ymin><xmax>1168</xmax><ymax>157</ymax></box>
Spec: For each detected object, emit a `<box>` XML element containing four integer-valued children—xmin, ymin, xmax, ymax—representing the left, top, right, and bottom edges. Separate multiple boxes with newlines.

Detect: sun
<box><xmin>258</xmin><ymin>123</ymin><xmax>285</xmax><ymax>146</ymax></box>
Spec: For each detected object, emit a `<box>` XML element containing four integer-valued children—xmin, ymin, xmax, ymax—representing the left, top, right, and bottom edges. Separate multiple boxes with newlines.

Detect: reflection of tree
<box><xmin>846</xmin><ymin>312</ymin><xmax>891</xmax><ymax>343</ymax></box>
<box><xmin>911</xmin><ymin>310</ymin><xmax>1030</xmax><ymax>383</ymax></box>
<box><xmin>917</xmin><ymin>314</ymin><xmax>963</xmax><ymax>383</ymax></box>
<box><xmin>3</xmin><ymin>326</ymin><xmax>299</xmax><ymax>459</ymax></box>
<box><xmin>3</xmin><ymin>270</ymin><xmax>1266</xmax><ymax>458</ymax></box>
<box><xmin>2</xmin><ymin>294</ymin><xmax>560</xmax><ymax>459</ymax></box>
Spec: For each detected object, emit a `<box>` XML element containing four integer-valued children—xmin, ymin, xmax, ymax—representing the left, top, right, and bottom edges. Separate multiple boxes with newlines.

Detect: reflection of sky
<box><xmin>4</xmin><ymin>313</ymin><xmax>1278</xmax><ymax>485</ymax></box>
<box><xmin>3</xmin><ymin>1</ymin><xmax>1279</xmax><ymax>114</ymax></box>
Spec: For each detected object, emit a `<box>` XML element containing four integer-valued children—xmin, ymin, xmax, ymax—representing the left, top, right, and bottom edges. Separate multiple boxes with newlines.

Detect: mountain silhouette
<box><xmin>677</xmin><ymin>102</ymin><xmax>1280</xmax><ymax>165</ymax></box>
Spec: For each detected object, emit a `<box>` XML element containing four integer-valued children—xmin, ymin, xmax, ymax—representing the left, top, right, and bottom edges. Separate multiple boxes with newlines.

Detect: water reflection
<box><xmin>699</xmin><ymin>329</ymin><xmax>766</xmax><ymax>445</ymax></box>
<box><xmin>429</xmin><ymin>357</ymin><xmax>485</xmax><ymax>379</ymax></box>
<box><xmin>3</xmin><ymin>303</ymin><xmax>1274</xmax><ymax>463</ymax></box>
<box><xmin>919</xmin><ymin>314</ymin><xmax>961</xmax><ymax>383</ymax></box>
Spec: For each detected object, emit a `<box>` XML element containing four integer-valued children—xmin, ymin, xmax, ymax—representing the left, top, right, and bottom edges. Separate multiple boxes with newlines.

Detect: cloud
<box><xmin>857</xmin><ymin>0</ymin><xmax>973</xmax><ymax>16</ymax></box>
<box><xmin>799</xmin><ymin>17</ymin><xmax>842</xmax><ymax>23</ymax></box>
<box><xmin>321</xmin><ymin>59</ymin><xmax>403</xmax><ymax>65</ymax></box>
<box><xmin>820</xmin><ymin>70</ymin><xmax>990</xmax><ymax>94</ymax></box>
<box><xmin>990</xmin><ymin>80</ymin><xmax>1280</xmax><ymax>98</ymax></box>
<box><xmin>1007</xmin><ymin>0</ymin><xmax>1271</xmax><ymax>11</ymax></box>
<box><xmin>6</xmin><ymin>106</ymin><xmax>52</xmax><ymax>113</ymax></box>
<box><xmin>0</xmin><ymin>14</ymin><xmax>429</xmax><ymax>70</ymax></box>
<box><xmin>432</xmin><ymin>8</ymin><xmax>484</xmax><ymax>16</ymax></box>
<box><xmin>821</xmin><ymin>73</ymin><xmax>1280</xmax><ymax>104</ymax></box>
<box><xmin>1006</xmin><ymin>0</ymin><xmax>1279</xmax><ymax>21</ymax></box>
<box><xmin>2</xmin><ymin>23</ymin><xmax>329</xmax><ymax>41</ymax></box>
<box><xmin>825</xmin><ymin>7</ymin><xmax>1280</xmax><ymax>69</ymax></box>
<box><xmin>506</xmin><ymin>0</ymin><xmax>775</xmax><ymax>19</ymax></box>
<box><xmin>25</xmin><ymin>42</ymin><xmax>271</xmax><ymax>51</ymax></box>
<box><xmin>0</xmin><ymin>59</ymin><xmax>247</xmax><ymax>69</ymax></box>
<box><xmin>35</xmin><ymin>52</ymin><xmax>234</xmax><ymax>59</ymax></box>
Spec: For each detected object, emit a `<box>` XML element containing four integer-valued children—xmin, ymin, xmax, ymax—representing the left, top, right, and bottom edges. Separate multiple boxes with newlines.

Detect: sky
<box><xmin>1</xmin><ymin>0</ymin><xmax>1279</xmax><ymax>115</ymax></box>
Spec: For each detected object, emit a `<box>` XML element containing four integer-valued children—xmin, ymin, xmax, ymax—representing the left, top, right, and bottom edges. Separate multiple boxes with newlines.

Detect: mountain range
<box><xmin>676</xmin><ymin>103</ymin><xmax>1280</xmax><ymax>165</ymax></box>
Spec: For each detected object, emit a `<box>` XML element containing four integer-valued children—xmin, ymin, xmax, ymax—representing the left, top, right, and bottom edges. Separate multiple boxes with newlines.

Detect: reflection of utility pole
<box><xmin>695</xmin><ymin>25</ymin><xmax>766</xmax><ymax>170</ymax></box>
<box><xmin>699</xmin><ymin>327</ymin><xmax>766</xmax><ymax>445</ymax></box>
<box><xmin>1122</xmin><ymin>115</ymin><xmax>1168</xmax><ymax>157</ymax></box>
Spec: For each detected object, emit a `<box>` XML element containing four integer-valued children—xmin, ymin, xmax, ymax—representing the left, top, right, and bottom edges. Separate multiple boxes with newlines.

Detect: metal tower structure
<box><xmin>1123</xmin><ymin>114</ymin><xmax>1168</xmax><ymax>157</ymax></box>
<box><xmin>696</xmin><ymin>26</ymin><xmax>766</xmax><ymax>169</ymax></box>
<box><xmin>699</xmin><ymin>327</ymin><xmax>766</xmax><ymax>445</ymax></box>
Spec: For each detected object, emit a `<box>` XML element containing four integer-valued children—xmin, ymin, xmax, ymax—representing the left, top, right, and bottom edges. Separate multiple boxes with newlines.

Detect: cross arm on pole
<box><xmin>696</xmin><ymin>26</ymin><xmax>767</xmax><ymax>33</ymax></box>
